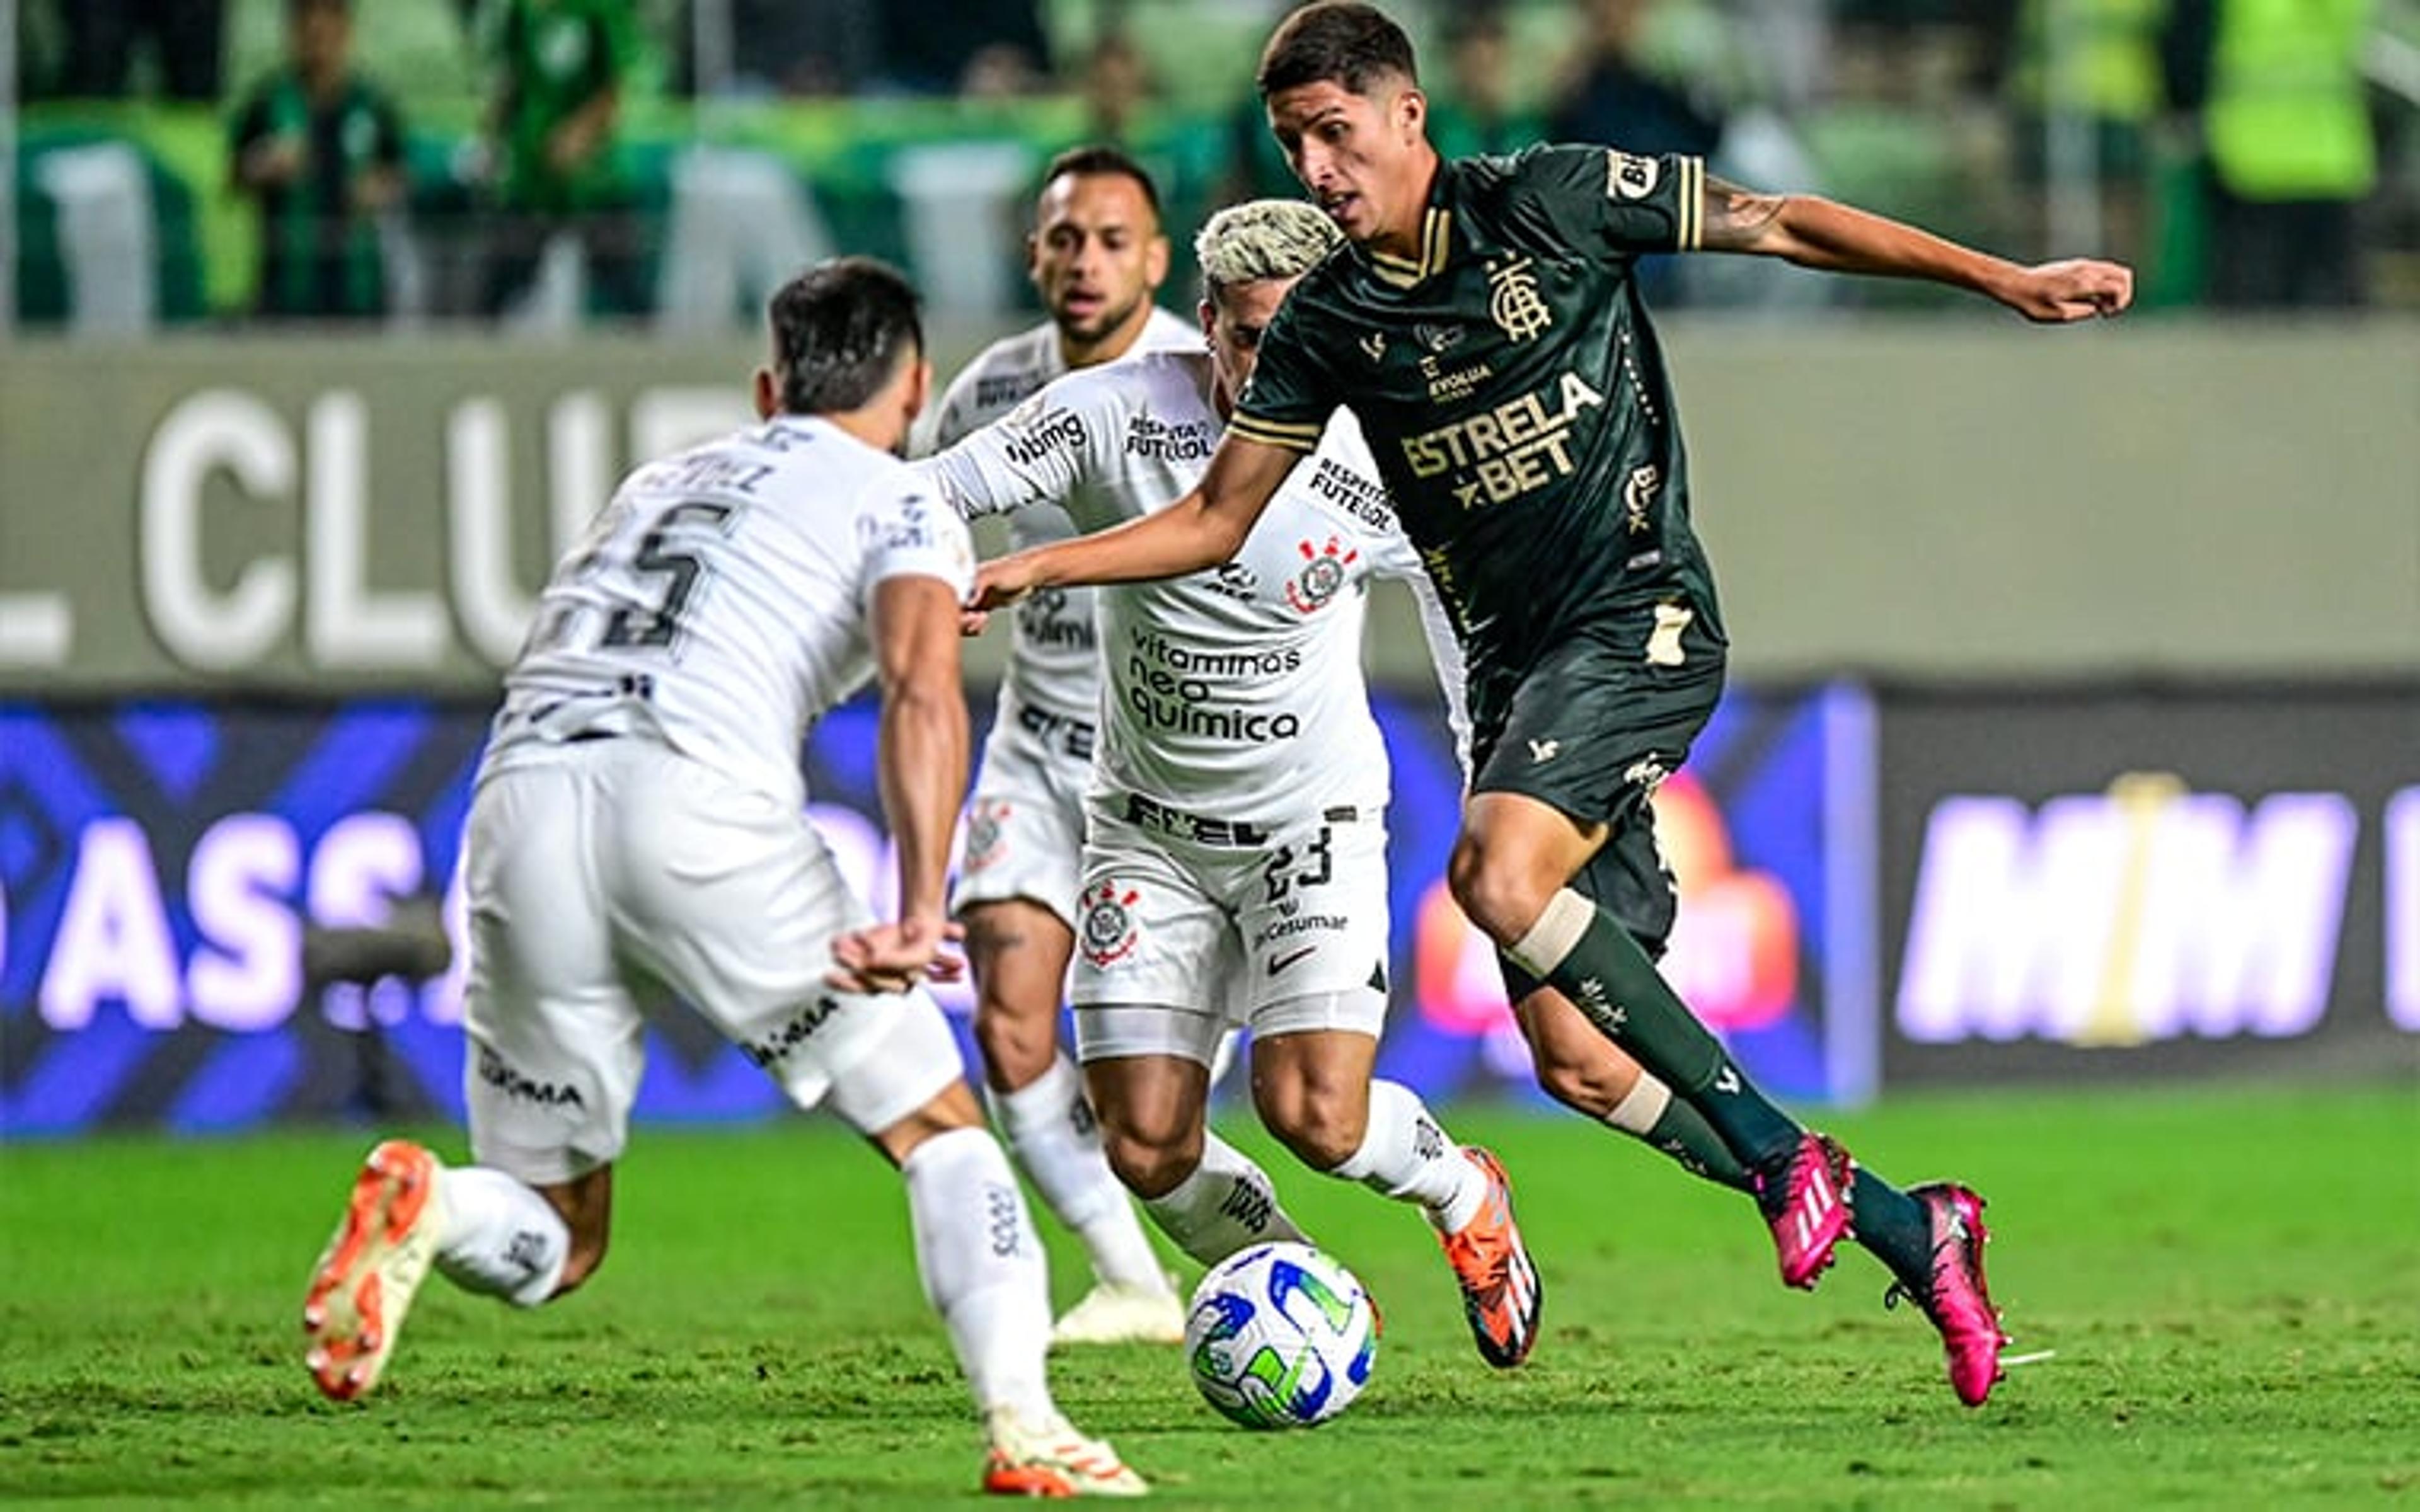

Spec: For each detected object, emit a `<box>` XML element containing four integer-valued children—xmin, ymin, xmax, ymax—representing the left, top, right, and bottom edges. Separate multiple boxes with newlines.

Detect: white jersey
<box><xmin>487</xmin><ymin>415</ymin><xmax>975</xmax><ymax>812</ymax></box>
<box><xmin>913</xmin><ymin>308</ymin><xmax>1201</xmax><ymax>723</ymax></box>
<box><xmin>919</xmin><ymin>349</ymin><xmax>1465</xmax><ymax>829</ymax></box>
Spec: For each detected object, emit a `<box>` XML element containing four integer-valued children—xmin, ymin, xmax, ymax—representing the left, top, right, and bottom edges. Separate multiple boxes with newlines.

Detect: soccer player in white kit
<box><xmin>925</xmin><ymin>201</ymin><xmax>1542</xmax><ymax>1370</ymax></box>
<box><xmin>298</xmin><ymin>259</ymin><xmax>1146</xmax><ymax>1499</ymax></box>
<box><xmin>913</xmin><ymin>145</ymin><xmax>1202</xmax><ymax>1347</ymax></box>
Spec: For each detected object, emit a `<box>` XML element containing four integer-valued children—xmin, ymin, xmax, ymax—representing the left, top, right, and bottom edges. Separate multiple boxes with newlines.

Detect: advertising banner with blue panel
<box><xmin>1381</xmin><ymin>683</ymin><xmax>1877</xmax><ymax>1109</ymax></box>
<box><xmin>1</xmin><ymin>701</ymin><xmax>490</xmax><ymax>1135</ymax></box>
<box><xmin>1</xmin><ymin>684</ymin><xmax>1873</xmax><ymax>1137</ymax></box>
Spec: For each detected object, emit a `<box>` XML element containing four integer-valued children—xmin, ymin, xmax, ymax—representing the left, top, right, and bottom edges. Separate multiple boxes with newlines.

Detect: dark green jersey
<box><xmin>487</xmin><ymin>0</ymin><xmax>635</xmax><ymax>211</ymax></box>
<box><xmin>1233</xmin><ymin>144</ymin><xmax>1722</xmax><ymax>682</ymax></box>
<box><xmin>229</xmin><ymin>70</ymin><xmax>406</xmax><ymax>319</ymax></box>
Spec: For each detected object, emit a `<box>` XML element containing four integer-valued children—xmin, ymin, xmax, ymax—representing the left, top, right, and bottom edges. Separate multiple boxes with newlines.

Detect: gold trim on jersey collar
<box><xmin>1369</xmin><ymin>205</ymin><xmax>1453</xmax><ymax>289</ymax></box>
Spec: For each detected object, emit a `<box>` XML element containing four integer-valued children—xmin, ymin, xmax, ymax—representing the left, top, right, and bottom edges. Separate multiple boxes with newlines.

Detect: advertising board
<box><xmin>1881</xmin><ymin>685</ymin><xmax>2420</xmax><ymax>1085</ymax></box>
<box><xmin>1</xmin><ymin>685</ymin><xmax>1868</xmax><ymax>1134</ymax></box>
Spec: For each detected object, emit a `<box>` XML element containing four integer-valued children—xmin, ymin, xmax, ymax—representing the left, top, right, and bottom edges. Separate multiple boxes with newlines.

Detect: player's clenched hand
<box><xmin>967</xmin><ymin>556</ymin><xmax>1041</xmax><ymax>614</ymax></box>
<box><xmin>2002</xmin><ymin>259</ymin><xmax>2133</xmax><ymax>323</ymax></box>
<box><xmin>829</xmin><ymin>915</ymin><xmax>965</xmax><ymax>995</ymax></box>
<box><xmin>962</xmin><ymin>556</ymin><xmax>1040</xmax><ymax>636</ymax></box>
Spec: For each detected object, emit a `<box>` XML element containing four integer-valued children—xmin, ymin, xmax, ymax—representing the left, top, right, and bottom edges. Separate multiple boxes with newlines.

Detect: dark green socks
<box><xmin>1847</xmin><ymin>1169</ymin><xmax>1935</xmax><ymax>1283</ymax></box>
<box><xmin>1519</xmin><ymin>892</ymin><xmax>1802</xmax><ymax>1169</ymax></box>
<box><xmin>1607</xmin><ymin>1079</ymin><xmax>1754</xmax><ymax>1191</ymax></box>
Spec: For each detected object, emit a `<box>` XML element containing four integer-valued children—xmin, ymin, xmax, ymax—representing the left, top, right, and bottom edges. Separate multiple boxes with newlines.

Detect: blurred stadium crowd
<box><xmin>9</xmin><ymin>0</ymin><xmax>2418</xmax><ymax>330</ymax></box>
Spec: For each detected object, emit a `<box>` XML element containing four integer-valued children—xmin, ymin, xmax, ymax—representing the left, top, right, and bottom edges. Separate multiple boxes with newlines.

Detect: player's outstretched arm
<box><xmin>1698</xmin><ymin>173</ymin><xmax>2134</xmax><ymax>323</ymax></box>
<box><xmin>913</xmin><ymin>371</ymin><xmax>1101</xmax><ymax>524</ymax></box>
<box><xmin>965</xmin><ymin>432</ymin><xmax>1300</xmax><ymax>617</ymax></box>
<box><xmin>834</xmin><ymin>574</ymin><xmax>970</xmax><ymax>994</ymax></box>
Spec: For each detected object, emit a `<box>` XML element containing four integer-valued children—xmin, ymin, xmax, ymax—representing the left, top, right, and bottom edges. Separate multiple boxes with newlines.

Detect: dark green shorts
<box><xmin>1470</xmin><ymin>609</ymin><xmax>1726</xmax><ymax>1000</ymax></box>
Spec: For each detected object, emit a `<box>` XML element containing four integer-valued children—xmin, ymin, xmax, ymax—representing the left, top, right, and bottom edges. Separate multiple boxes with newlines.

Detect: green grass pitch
<box><xmin>2</xmin><ymin>1082</ymin><xmax>2414</xmax><ymax>1508</ymax></box>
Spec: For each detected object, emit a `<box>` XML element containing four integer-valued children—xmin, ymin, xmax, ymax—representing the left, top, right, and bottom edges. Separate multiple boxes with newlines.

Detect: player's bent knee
<box><xmin>972</xmin><ymin>1007</ymin><xmax>1059</xmax><ymax>1092</ymax></box>
<box><xmin>1448</xmin><ymin>836</ymin><xmax>1552</xmax><ymax>943</ymax></box>
<box><xmin>1100</xmin><ymin>1126</ymin><xmax>1197</xmax><ymax>1200</ymax></box>
<box><xmin>1255</xmin><ymin>1086</ymin><xmax>1366</xmax><ymax>1172</ymax></box>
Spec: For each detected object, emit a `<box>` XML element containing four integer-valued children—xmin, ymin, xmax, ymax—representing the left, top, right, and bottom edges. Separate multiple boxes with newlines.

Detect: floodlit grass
<box><xmin>2</xmin><ymin>1082</ymin><xmax>2414</xmax><ymax>1507</ymax></box>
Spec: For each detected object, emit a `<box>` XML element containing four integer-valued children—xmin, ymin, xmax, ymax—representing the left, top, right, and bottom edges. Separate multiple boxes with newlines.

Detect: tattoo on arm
<box><xmin>1700</xmin><ymin>173</ymin><xmax>1785</xmax><ymax>251</ymax></box>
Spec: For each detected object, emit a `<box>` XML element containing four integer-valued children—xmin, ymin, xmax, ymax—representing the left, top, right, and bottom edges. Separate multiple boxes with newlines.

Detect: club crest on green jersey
<box><xmin>1487</xmin><ymin>257</ymin><xmax>1553</xmax><ymax>343</ymax></box>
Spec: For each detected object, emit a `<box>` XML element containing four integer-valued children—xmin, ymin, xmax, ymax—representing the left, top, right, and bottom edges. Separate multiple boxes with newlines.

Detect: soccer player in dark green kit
<box><xmin>969</xmin><ymin>1</ymin><xmax>2135</xmax><ymax>1409</ymax></box>
<box><xmin>475</xmin><ymin>0</ymin><xmax>648</xmax><ymax>319</ymax></box>
<box><xmin>228</xmin><ymin>0</ymin><xmax>407</xmax><ymax>321</ymax></box>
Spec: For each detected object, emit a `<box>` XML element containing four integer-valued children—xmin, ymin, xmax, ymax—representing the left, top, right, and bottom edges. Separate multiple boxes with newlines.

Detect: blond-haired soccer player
<box><xmin>970</xmin><ymin>1</ymin><xmax>2135</xmax><ymax>1408</ymax></box>
<box><xmin>928</xmin><ymin>199</ymin><xmax>1541</xmax><ymax>1370</ymax></box>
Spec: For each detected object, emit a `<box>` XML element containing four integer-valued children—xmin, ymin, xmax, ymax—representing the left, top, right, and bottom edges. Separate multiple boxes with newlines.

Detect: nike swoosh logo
<box><xmin>1267</xmin><ymin>946</ymin><xmax>1317</xmax><ymax>976</ymax></box>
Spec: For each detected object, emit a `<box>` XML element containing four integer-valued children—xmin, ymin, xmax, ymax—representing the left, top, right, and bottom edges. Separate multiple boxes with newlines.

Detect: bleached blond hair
<box><xmin>1195</xmin><ymin>199</ymin><xmax>1344</xmax><ymax>302</ymax></box>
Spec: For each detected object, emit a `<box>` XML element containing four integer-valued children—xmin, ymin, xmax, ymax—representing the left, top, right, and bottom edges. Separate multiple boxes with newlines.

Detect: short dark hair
<box><xmin>1257</xmin><ymin>2</ymin><xmax>1419</xmax><ymax>100</ymax></box>
<box><xmin>766</xmin><ymin>257</ymin><xmax>923</xmax><ymax>416</ymax></box>
<box><xmin>1035</xmin><ymin>143</ymin><xmax>1163</xmax><ymax>223</ymax></box>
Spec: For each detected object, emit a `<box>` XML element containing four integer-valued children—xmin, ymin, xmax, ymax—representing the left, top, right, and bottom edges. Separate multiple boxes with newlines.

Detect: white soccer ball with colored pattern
<box><xmin>1184</xmin><ymin>1241</ymin><xmax>1378</xmax><ymax>1429</ymax></box>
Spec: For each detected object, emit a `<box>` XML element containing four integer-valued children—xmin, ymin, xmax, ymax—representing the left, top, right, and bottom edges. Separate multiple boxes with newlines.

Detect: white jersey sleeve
<box><xmin>915</xmin><ymin>385</ymin><xmax>1110</xmax><ymax>525</ymax></box>
<box><xmin>909</xmin><ymin>309</ymin><xmax>1201</xmax><ymax>724</ymax></box>
<box><xmin>859</xmin><ymin>472</ymin><xmax>977</xmax><ymax>600</ymax></box>
<box><xmin>919</xmin><ymin>307</ymin><xmax>1201</xmax><ymax>457</ymax></box>
<box><xmin>487</xmin><ymin>416</ymin><xmax>973</xmax><ymax>811</ymax></box>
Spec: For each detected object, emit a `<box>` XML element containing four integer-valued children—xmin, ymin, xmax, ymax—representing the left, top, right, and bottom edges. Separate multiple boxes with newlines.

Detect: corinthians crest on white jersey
<box><xmin>918</xmin><ymin>349</ymin><xmax>1470</xmax><ymax>829</ymax></box>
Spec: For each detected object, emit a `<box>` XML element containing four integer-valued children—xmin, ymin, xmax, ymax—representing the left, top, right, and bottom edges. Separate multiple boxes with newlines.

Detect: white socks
<box><xmin>993</xmin><ymin>1055</ymin><xmax>1172</xmax><ymax>1294</ymax></box>
<box><xmin>1141</xmin><ymin>1128</ymin><xmax>1307</xmax><ymax>1268</ymax></box>
<box><xmin>436</xmin><ymin>1132</ymin><xmax>1061</xmax><ymax>1424</ymax></box>
<box><xmin>1134</xmin><ymin>1084</ymin><xmax>1487</xmax><ymax>1263</ymax></box>
<box><xmin>902</xmin><ymin>1126</ymin><xmax>1056</xmax><ymax>1422</ymax></box>
<box><xmin>1327</xmin><ymin>1079</ymin><xmax>1485</xmax><ymax>1234</ymax></box>
<box><xmin>433</xmin><ymin>1165</ymin><xmax>569</xmax><ymax>1308</ymax></box>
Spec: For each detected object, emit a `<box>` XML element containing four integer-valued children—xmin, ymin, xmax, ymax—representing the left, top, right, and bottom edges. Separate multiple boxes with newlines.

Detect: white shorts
<box><xmin>462</xmin><ymin>738</ymin><xmax>962</xmax><ymax>1186</ymax></box>
<box><xmin>1069</xmin><ymin>796</ymin><xmax>1393</xmax><ymax>1067</ymax></box>
<box><xmin>950</xmin><ymin>691</ymin><xmax>1095</xmax><ymax>927</ymax></box>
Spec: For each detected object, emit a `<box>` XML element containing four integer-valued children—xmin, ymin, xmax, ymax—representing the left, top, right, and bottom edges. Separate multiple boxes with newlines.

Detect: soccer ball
<box><xmin>1184</xmin><ymin>1240</ymin><xmax>1378</xmax><ymax>1429</ymax></box>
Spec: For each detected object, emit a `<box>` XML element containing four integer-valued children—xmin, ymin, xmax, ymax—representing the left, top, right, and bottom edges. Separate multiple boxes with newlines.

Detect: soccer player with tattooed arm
<box><xmin>967</xmin><ymin>0</ymin><xmax>2133</xmax><ymax>1408</ymax></box>
<box><xmin>930</xmin><ymin>197</ymin><xmax>1543</xmax><ymax>1371</ymax></box>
